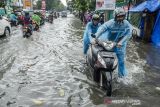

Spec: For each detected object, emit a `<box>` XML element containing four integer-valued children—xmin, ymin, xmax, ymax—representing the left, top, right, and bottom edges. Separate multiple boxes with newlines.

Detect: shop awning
<box><xmin>129</xmin><ymin>0</ymin><xmax>160</xmax><ymax>13</ymax></box>
<box><xmin>152</xmin><ymin>11</ymin><xmax>160</xmax><ymax>46</ymax></box>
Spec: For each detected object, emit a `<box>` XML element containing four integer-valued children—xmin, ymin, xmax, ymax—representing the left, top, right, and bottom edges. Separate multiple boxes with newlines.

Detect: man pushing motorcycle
<box><xmin>83</xmin><ymin>14</ymin><xmax>101</xmax><ymax>55</ymax></box>
<box><xmin>93</xmin><ymin>8</ymin><xmax>133</xmax><ymax>79</ymax></box>
<box><xmin>84</xmin><ymin>8</ymin><xmax>133</xmax><ymax>83</ymax></box>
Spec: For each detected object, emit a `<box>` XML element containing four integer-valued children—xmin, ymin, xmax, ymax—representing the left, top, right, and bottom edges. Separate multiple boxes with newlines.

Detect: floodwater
<box><xmin>0</xmin><ymin>14</ymin><xmax>160</xmax><ymax>107</ymax></box>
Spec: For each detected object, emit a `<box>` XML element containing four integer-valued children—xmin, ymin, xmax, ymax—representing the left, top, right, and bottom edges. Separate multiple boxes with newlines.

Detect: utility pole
<box><xmin>127</xmin><ymin>0</ymin><xmax>132</xmax><ymax>21</ymax></box>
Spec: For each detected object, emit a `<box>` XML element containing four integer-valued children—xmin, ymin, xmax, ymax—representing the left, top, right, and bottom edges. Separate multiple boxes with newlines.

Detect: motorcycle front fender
<box><xmin>105</xmin><ymin>72</ymin><xmax>112</xmax><ymax>81</ymax></box>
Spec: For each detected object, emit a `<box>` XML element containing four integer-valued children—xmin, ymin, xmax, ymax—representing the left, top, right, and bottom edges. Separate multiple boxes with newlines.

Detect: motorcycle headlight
<box><xmin>103</xmin><ymin>42</ymin><xmax>114</xmax><ymax>50</ymax></box>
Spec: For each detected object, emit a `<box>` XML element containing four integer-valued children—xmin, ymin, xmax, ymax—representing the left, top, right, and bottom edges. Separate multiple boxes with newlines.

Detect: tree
<box><xmin>67</xmin><ymin>0</ymin><xmax>96</xmax><ymax>12</ymax></box>
<box><xmin>36</xmin><ymin>0</ymin><xmax>42</xmax><ymax>9</ymax></box>
<box><xmin>0</xmin><ymin>0</ymin><xmax>5</xmax><ymax>8</ymax></box>
<box><xmin>35</xmin><ymin>0</ymin><xmax>65</xmax><ymax>11</ymax></box>
<box><xmin>89</xmin><ymin>0</ymin><xmax>96</xmax><ymax>11</ymax></box>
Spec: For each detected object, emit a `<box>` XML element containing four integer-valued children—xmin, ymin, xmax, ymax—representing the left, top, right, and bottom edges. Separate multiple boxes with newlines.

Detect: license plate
<box><xmin>23</xmin><ymin>29</ymin><xmax>27</xmax><ymax>32</ymax></box>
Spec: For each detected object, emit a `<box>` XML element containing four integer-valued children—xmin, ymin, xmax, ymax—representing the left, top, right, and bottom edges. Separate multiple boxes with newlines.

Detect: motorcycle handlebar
<box><xmin>91</xmin><ymin>33</ymin><xmax>96</xmax><ymax>38</ymax></box>
<box><xmin>90</xmin><ymin>34</ymin><xmax>120</xmax><ymax>47</ymax></box>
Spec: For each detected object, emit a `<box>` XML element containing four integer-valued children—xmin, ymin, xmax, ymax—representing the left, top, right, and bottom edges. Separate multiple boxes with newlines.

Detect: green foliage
<box><xmin>0</xmin><ymin>2</ymin><xmax>5</xmax><ymax>8</ymax></box>
<box><xmin>68</xmin><ymin>0</ymin><xmax>96</xmax><ymax>12</ymax></box>
<box><xmin>36</xmin><ymin>0</ymin><xmax>42</xmax><ymax>9</ymax></box>
<box><xmin>36</xmin><ymin>0</ymin><xmax>65</xmax><ymax>11</ymax></box>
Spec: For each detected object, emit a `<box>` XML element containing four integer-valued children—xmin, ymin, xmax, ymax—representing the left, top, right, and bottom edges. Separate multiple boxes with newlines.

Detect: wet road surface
<box><xmin>0</xmin><ymin>14</ymin><xmax>160</xmax><ymax>107</ymax></box>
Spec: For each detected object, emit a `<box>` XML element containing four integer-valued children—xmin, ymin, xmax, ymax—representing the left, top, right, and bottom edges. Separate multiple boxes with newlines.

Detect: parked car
<box><xmin>61</xmin><ymin>11</ymin><xmax>67</xmax><ymax>17</ymax></box>
<box><xmin>0</xmin><ymin>16</ymin><xmax>11</xmax><ymax>37</ymax></box>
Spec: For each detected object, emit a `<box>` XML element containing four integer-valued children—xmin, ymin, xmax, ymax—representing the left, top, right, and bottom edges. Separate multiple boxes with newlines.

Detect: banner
<box><xmin>26</xmin><ymin>1</ymin><xmax>31</xmax><ymax>7</ymax></box>
<box><xmin>23</xmin><ymin>0</ymin><xmax>32</xmax><ymax>10</ymax></box>
<box><xmin>41</xmin><ymin>0</ymin><xmax>46</xmax><ymax>10</ymax></box>
<box><xmin>96</xmin><ymin>0</ymin><xmax>116</xmax><ymax>10</ymax></box>
<box><xmin>41</xmin><ymin>0</ymin><xmax>46</xmax><ymax>16</ymax></box>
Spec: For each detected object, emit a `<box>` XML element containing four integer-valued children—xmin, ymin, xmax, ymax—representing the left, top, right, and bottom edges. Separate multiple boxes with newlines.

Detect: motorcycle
<box><xmin>86</xmin><ymin>34</ymin><xmax>118</xmax><ymax>96</ymax></box>
<box><xmin>48</xmin><ymin>15</ymin><xmax>53</xmax><ymax>24</ymax></box>
<box><xmin>23</xmin><ymin>25</ymin><xmax>32</xmax><ymax>38</ymax></box>
<box><xmin>32</xmin><ymin>21</ymin><xmax>39</xmax><ymax>31</ymax></box>
<box><xmin>49</xmin><ymin>19</ymin><xmax>53</xmax><ymax>23</ymax></box>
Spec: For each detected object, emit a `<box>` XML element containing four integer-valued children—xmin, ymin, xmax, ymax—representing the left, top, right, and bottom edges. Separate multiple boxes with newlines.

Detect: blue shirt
<box><xmin>96</xmin><ymin>19</ymin><xmax>133</xmax><ymax>45</ymax></box>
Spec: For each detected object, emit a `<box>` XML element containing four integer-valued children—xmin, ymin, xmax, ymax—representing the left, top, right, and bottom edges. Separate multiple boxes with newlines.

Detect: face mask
<box><xmin>115</xmin><ymin>15</ymin><xmax>125</xmax><ymax>24</ymax></box>
<box><xmin>116</xmin><ymin>20</ymin><xmax>124</xmax><ymax>25</ymax></box>
<box><xmin>116</xmin><ymin>18</ymin><xmax>124</xmax><ymax>24</ymax></box>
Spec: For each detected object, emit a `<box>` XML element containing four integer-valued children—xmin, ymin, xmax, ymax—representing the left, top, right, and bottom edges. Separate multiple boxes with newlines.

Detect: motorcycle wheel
<box><xmin>26</xmin><ymin>33</ymin><xmax>31</xmax><ymax>38</ymax></box>
<box><xmin>93</xmin><ymin>70</ymin><xmax>100</xmax><ymax>83</ymax></box>
<box><xmin>23</xmin><ymin>32</ymin><xmax>26</xmax><ymax>38</ymax></box>
<box><xmin>106</xmin><ymin>81</ymin><xmax>112</xmax><ymax>96</ymax></box>
<box><xmin>101</xmin><ymin>72</ymin><xmax>112</xmax><ymax>96</ymax></box>
<box><xmin>34</xmin><ymin>25</ymin><xmax>39</xmax><ymax>31</ymax></box>
<box><xmin>4</xmin><ymin>28</ymin><xmax>10</xmax><ymax>37</ymax></box>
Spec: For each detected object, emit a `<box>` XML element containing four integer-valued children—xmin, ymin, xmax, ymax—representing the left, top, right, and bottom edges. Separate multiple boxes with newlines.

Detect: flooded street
<box><xmin>0</xmin><ymin>14</ymin><xmax>160</xmax><ymax>107</ymax></box>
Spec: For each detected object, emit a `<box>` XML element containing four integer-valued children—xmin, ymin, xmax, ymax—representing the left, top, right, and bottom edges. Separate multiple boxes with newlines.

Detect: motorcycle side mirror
<box><xmin>91</xmin><ymin>34</ymin><xmax>96</xmax><ymax>38</ymax></box>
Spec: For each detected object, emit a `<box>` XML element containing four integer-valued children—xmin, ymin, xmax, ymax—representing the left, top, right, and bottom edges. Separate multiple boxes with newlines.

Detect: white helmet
<box><xmin>92</xmin><ymin>14</ymin><xmax>100</xmax><ymax>21</ymax></box>
<box><xmin>114</xmin><ymin>8</ymin><xmax>126</xmax><ymax>17</ymax></box>
<box><xmin>113</xmin><ymin>8</ymin><xmax>126</xmax><ymax>23</ymax></box>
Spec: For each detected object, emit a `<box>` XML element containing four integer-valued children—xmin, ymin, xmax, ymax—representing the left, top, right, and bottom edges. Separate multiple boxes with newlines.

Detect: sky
<box><xmin>60</xmin><ymin>0</ymin><xmax>67</xmax><ymax>6</ymax></box>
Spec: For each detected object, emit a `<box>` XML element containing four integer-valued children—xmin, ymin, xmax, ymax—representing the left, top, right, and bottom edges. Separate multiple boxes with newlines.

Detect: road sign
<box><xmin>41</xmin><ymin>0</ymin><xmax>46</xmax><ymax>10</ymax></box>
<box><xmin>41</xmin><ymin>0</ymin><xmax>46</xmax><ymax>17</ymax></box>
<box><xmin>23</xmin><ymin>0</ymin><xmax>32</xmax><ymax>10</ymax></box>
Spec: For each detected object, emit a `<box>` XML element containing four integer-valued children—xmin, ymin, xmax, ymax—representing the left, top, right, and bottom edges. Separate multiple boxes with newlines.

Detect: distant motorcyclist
<box><xmin>94</xmin><ymin>8</ymin><xmax>133</xmax><ymax>79</ymax></box>
<box><xmin>24</xmin><ymin>12</ymin><xmax>31</xmax><ymax>25</ymax></box>
<box><xmin>83</xmin><ymin>14</ymin><xmax>101</xmax><ymax>55</ymax></box>
<box><xmin>23</xmin><ymin>12</ymin><xmax>32</xmax><ymax>33</ymax></box>
<box><xmin>99</xmin><ymin>12</ymin><xmax>105</xmax><ymax>24</ymax></box>
<box><xmin>32</xmin><ymin>12</ymin><xmax>41</xmax><ymax>31</ymax></box>
<box><xmin>48</xmin><ymin>12</ymin><xmax>54</xmax><ymax>23</ymax></box>
<box><xmin>17</xmin><ymin>12</ymin><xmax>24</xmax><ymax>25</ymax></box>
<box><xmin>84</xmin><ymin>11</ymin><xmax>92</xmax><ymax>25</ymax></box>
<box><xmin>9</xmin><ymin>12</ymin><xmax>18</xmax><ymax>26</ymax></box>
<box><xmin>54</xmin><ymin>12</ymin><xmax>57</xmax><ymax>19</ymax></box>
<box><xmin>57</xmin><ymin>12</ymin><xmax>60</xmax><ymax>18</ymax></box>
